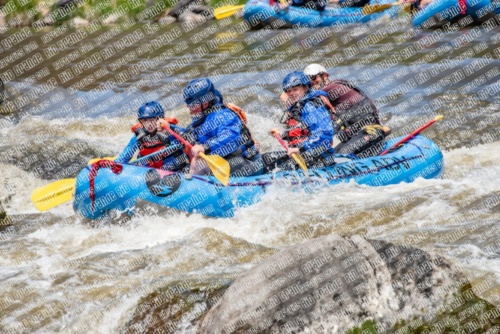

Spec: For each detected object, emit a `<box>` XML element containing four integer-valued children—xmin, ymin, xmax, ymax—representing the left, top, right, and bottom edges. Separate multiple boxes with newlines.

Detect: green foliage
<box><xmin>345</xmin><ymin>319</ymin><xmax>379</xmax><ymax>334</ymax></box>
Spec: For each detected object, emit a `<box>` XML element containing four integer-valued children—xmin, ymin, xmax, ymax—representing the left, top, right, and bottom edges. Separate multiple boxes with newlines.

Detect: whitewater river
<box><xmin>0</xmin><ymin>12</ymin><xmax>499</xmax><ymax>333</ymax></box>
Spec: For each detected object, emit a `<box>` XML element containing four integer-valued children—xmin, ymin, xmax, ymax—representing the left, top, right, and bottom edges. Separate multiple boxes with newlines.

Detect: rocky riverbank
<box><xmin>124</xmin><ymin>234</ymin><xmax>500</xmax><ymax>333</ymax></box>
<box><xmin>0</xmin><ymin>0</ymin><xmax>242</xmax><ymax>29</ymax></box>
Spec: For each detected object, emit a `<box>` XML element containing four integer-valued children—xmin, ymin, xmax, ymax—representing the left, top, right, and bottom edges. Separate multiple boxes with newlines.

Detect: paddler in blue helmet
<box><xmin>182</xmin><ymin>78</ymin><xmax>264</xmax><ymax>177</ymax></box>
<box><xmin>115</xmin><ymin>101</ymin><xmax>189</xmax><ymax>172</ymax></box>
<box><xmin>267</xmin><ymin>71</ymin><xmax>336</xmax><ymax>171</ymax></box>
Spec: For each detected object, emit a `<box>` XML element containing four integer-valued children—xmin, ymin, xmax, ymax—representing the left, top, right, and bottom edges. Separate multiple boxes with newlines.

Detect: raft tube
<box><xmin>73</xmin><ymin>135</ymin><xmax>444</xmax><ymax>220</ymax></box>
<box><xmin>412</xmin><ymin>0</ymin><xmax>498</xmax><ymax>28</ymax></box>
<box><xmin>242</xmin><ymin>0</ymin><xmax>400</xmax><ymax>29</ymax></box>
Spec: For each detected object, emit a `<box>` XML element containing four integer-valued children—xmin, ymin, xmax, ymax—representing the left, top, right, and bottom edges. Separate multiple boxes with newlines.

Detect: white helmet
<box><xmin>304</xmin><ymin>64</ymin><xmax>327</xmax><ymax>76</ymax></box>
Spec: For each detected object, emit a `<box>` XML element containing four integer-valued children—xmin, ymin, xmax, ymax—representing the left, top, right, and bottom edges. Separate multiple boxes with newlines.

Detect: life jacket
<box><xmin>131</xmin><ymin>117</ymin><xmax>183</xmax><ymax>168</ymax></box>
<box><xmin>186</xmin><ymin>104</ymin><xmax>259</xmax><ymax>160</ymax></box>
<box><xmin>322</xmin><ymin>79</ymin><xmax>380</xmax><ymax>143</ymax></box>
<box><xmin>282</xmin><ymin>90</ymin><xmax>330</xmax><ymax>147</ymax></box>
<box><xmin>223</xmin><ymin>104</ymin><xmax>259</xmax><ymax>159</ymax></box>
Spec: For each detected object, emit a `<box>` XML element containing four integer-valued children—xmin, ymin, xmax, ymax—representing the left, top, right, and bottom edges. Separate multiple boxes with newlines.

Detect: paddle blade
<box><xmin>214</xmin><ymin>5</ymin><xmax>244</xmax><ymax>20</ymax></box>
<box><xmin>362</xmin><ymin>3</ymin><xmax>396</xmax><ymax>14</ymax></box>
<box><xmin>200</xmin><ymin>153</ymin><xmax>230</xmax><ymax>186</ymax></box>
<box><xmin>31</xmin><ymin>178</ymin><xmax>76</xmax><ymax>211</ymax></box>
<box><xmin>292</xmin><ymin>153</ymin><xmax>311</xmax><ymax>181</ymax></box>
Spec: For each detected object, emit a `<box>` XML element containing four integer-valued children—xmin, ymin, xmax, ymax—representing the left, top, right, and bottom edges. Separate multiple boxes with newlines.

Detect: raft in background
<box><xmin>242</xmin><ymin>0</ymin><xmax>400</xmax><ymax>29</ymax></box>
<box><xmin>412</xmin><ymin>0</ymin><xmax>499</xmax><ymax>28</ymax></box>
<box><xmin>73</xmin><ymin>135</ymin><xmax>444</xmax><ymax>220</ymax></box>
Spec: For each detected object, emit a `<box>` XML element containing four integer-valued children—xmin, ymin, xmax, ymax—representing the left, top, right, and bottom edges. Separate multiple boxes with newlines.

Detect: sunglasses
<box><xmin>308</xmin><ymin>73</ymin><xmax>323</xmax><ymax>80</ymax></box>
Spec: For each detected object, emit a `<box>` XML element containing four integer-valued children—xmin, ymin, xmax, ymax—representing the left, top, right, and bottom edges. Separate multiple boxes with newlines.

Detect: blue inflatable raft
<box><xmin>412</xmin><ymin>0</ymin><xmax>499</xmax><ymax>27</ymax></box>
<box><xmin>242</xmin><ymin>0</ymin><xmax>400</xmax><ymax>29</ymax></box>
<box><xmin>73</xmin><ymin>135</ymin><xmax>444</xmax><ymax>220</ymax></box>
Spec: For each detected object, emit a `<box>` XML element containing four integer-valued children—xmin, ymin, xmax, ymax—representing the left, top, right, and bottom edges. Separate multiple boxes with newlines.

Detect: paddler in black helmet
<box><xmin>288</xmin><ymin>63</ymin><xmax>392</xmax><ymax>158</ymax></box>
<box><xmin>115</xmin><ymin>101</ymin><xmax>189</xmax><ymax>172</ymax></box>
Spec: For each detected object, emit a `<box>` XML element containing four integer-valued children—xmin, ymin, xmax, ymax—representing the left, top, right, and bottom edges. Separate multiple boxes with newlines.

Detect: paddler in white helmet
<box><xmin>281</xmin><ymin>64</ymin><xmax>392</xmax><ymax>159</ymax></box>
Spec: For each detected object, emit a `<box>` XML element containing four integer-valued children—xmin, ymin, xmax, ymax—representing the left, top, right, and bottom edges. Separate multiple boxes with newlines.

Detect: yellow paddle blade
<box><xmin>214</xmin><ymin>5</ymin><xmax>244</xmax><ymax>20</ymax></box>
<box><xmin>88</xmin><ymin>156</ymin><xmax>117</xmax><ymax>165</ymax></box>
<box><xmin>291</xmin><ymin>153</ymin><xmax>311</xmax><ymax>181</ymax></box>
<box><xmin>199</xmin><ymin>152</ymin><xmax>230</xmax><ymax>186</ymax></box>
<box><xmin>362</xmin><ymin>2</ymin><xmax>399</xmax><ymax>14</ymax></box>
<box><xmin>31</xmin><ymin>178</ymin><xmax>76</xmax><ymax>211</ymax></box>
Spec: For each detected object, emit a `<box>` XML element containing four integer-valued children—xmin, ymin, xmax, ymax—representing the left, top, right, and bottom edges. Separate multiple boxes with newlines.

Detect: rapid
<box><xmin>0</xmin><ymin>14</ymin><xmax>499</xmax><ymax>333</ymax></box>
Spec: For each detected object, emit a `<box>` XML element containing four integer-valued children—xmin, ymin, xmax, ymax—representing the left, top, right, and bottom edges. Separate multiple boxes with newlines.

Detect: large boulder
<box><xmin>198</xmin><ymin>234</ymin><xmax>462</xmax><ymax>333</ymax></box>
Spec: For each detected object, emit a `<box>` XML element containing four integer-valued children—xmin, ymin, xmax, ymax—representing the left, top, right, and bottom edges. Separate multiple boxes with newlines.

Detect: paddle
<box><xmin>31</xmin><ymin>145</ymin><xmax>185</xmax><ymax>212</ymax></box>
<box><xmin>271</xmin><ymin>130</ymin><xmax>311</xmax><ymax>180</ymax></box>
<box><xmin>214</xmin><ymin>4</ymin><xmax>244</xmax><ymax>20</ymax></box>
<box><xmin>379</xmin><ymin>115</ymin><xmax>443</xmax><ymax>156</ymax></box>
<box><xmin>362</xmin><ymin>2</ymin><xmax>411</xmax><ymax>14</ymax></box>
<box><xmin>163</xmin><ymin>126</ymin><xmax>230</xmax><ymax>186</ymax></box>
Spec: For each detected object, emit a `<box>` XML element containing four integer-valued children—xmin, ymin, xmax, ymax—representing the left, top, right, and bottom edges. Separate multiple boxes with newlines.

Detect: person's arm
<box><xmin>115</xmin><ymin>136</ymin><xmax>138</xmax><ymax>163</ymax></box>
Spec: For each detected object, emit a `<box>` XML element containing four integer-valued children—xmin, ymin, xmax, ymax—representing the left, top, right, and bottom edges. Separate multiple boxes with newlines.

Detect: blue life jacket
<box><xmin>282</xmin><ymin>90</ymin><xmax>336</xmax><ymax>166</ymax></box>
<box><xmin>185</xmin><ymin>104</ymin><xmax>259</xmax><ymax>160</ymax></box>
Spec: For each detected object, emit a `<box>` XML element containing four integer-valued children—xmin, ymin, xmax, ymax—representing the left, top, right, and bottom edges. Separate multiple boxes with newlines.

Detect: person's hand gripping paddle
<box><xmin>271</xmin><ymin>129</ymin><xmax>311</xmax><ymax>181</ymax></box>
<box><xmin>162</xmin><ymin>124</ymin><xmax>230</xmax><ymax>186</ymax></box>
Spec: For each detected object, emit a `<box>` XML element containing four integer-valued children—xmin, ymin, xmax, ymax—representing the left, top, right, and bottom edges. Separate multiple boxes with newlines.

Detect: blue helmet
<box><xmin>282</xmin><ymin>71</ymin><xmax>311</xmax><ymax>92</ymax></box>
<box><xmin>137</xmin><ymin>101</ymin><xmax>164</xmax><ymax>119</ymax></box>
<box><xmin>215</xmin><ymin>89</ymin><xmax>223</xmax><ymax>104</ymax></box>
<box><xmin>183</xmin><ymin>78</ymin><xmax>218</xmax><ymax>106</ymax></box>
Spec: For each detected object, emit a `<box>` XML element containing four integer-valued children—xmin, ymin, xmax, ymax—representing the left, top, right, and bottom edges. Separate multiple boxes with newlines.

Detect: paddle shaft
<box><xmin>379</xmin><ymin>116</ymin><xmax>442</xmax><ymax>156</ymax></box>
<box><xmin>273</xmin><ymin>132</ymin><xmax>290</xmax><ymax>150</ymax></box>
<box><xmin>129</xmin><ymin>144</ymin><xmax>183</xmax><ymax>166</ymax></box>
<box><xmin>272</xmin><ymin>131</ymin><xmax>311</xmax><ymax>180</ymax></box>
<box><xmin>163</xmin><ymin>125</ymin><xmax>193</xmax><ymax>151</ymax></box>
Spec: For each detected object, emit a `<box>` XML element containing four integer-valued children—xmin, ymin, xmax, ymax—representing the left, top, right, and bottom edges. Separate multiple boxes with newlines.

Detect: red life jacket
<box><xmin>131</xmin><ymin>118</ymin><xmax>179</xmax><ymax>168</ymax></box>
<box><xmin>285</xmin><ymin>118</ymin><xmax>309</xmax><ymax>146</ymax></box>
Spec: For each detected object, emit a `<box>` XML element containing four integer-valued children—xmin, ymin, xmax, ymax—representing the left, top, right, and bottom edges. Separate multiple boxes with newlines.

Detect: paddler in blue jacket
<box><xmin>181</xmin><ymin>78</ymin><xmax>264</xmax><ymax>177</ymax></box>
<box><xmin>115</xmin><ymin>101</ymin><xmax>189</xmax><ymax>172</ymax></box>
<box><xmin>267</xmin><ymin>71</ymin><xmax>336</xmax><ymax>171</ymax></box>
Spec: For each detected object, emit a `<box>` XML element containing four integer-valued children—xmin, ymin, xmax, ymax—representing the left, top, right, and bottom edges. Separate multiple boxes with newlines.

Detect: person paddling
<box><xmin>115</xmin><ymin>101</ymin><xmax>189</xmax><ymax>172</ymax></box>
<box><xmin>303</xmin><ymin>63</ymin><xmax>391</xmax><ymax>158</ymax></box>
<box><xmin>181</xmin><ymin>78</ymin><xmax>264</xmax><ymax>177</ymax></box>
<box><xmin>268</xmin><ymin>71</ymin><xmax>336</xmax><ymax>171</ymax></box>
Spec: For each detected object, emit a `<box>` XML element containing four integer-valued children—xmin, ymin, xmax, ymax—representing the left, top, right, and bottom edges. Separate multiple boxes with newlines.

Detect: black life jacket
<box><xmin>323</xmin><ymin>79</ymin><xmax>380</xmax><ymax>143</ymax></box>
<box><xmin>281</xmin><ymin>91</ymin><xmax>329</xmax><ymax>147</ymax></box>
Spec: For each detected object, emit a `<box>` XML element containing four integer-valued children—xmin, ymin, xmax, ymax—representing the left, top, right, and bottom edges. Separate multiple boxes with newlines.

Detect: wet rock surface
<box><xmin>0</xmin><ymin>77</ymin><xmax>5</xmax><ymax>104</ymax></box>
<box><xmin>164</xmin><ymin>0</ymin><xmax>213</xmax><ymax>23</ymax></box>
<box><xmin>197</xmin><ymin>235</ymin><xmax>495</xmax><ymax>333</ymax></box>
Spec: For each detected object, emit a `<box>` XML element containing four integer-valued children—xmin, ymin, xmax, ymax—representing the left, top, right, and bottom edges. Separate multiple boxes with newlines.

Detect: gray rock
<box><xmin>164</xmin><ymin>0</ymin><xmax>213</xmax><ymax>22</ymax></box>
<box><xmin>198</xmin><ymin>234</ymin><xmax>460</xmax><ymax>333</ymax></box>
<box><xmin>177</xmin><ymin>11</ymin><xmax>209</xmax><ymax>24</ymax></box>
<box><xmin>0</xmin><ymin>77</ymin><xmax>4</xmax><ymax>103</ymax></box>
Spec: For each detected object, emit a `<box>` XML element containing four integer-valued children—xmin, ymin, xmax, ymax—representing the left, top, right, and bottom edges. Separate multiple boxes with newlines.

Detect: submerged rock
<box><xmin>198</xmin><ymin>235</ymin><xmax>463</xmax><ymax>333</ymax></box>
